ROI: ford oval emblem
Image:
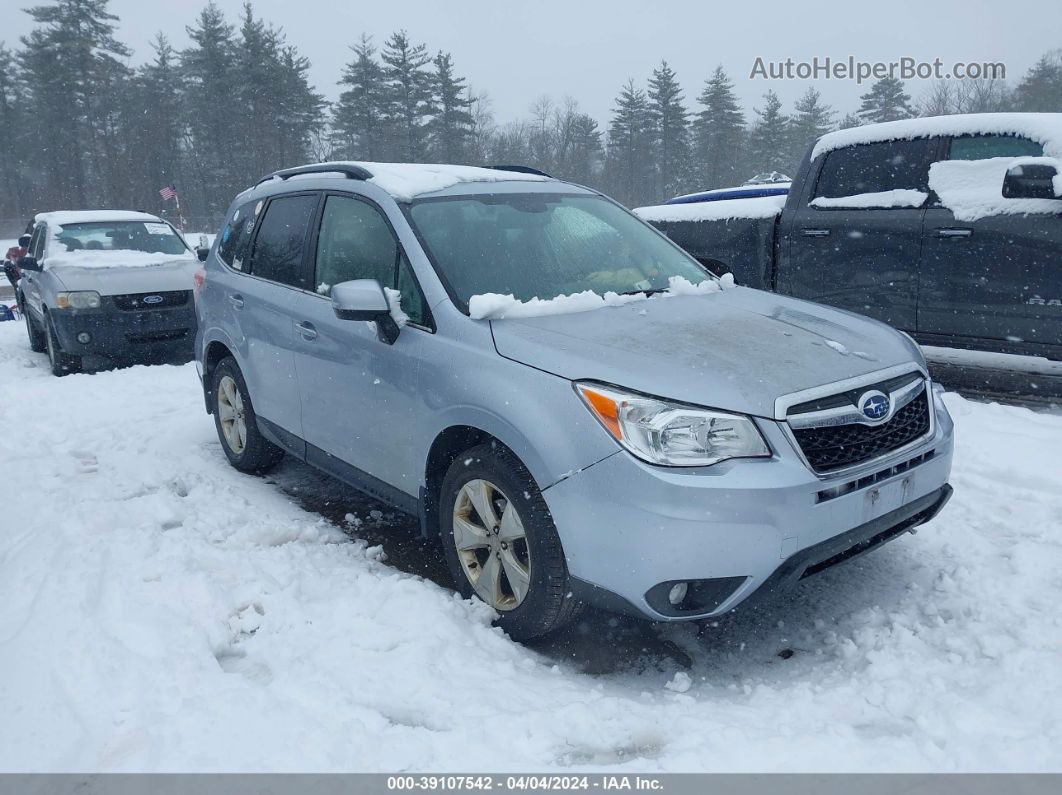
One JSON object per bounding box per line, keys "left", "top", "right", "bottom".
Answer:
{"left": 859, "top": 390, "right": 891, "bottom": 421}
{"left": 142, "top": 294, "right": 164, "bottom": 305}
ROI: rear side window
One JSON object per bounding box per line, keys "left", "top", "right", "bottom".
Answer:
{"left": 814, "top": 140, "right": 932, "bottom": 199}
{"left": 248, "top": 195, "right": 318, "bottom": 287}
{"left": 948, "top": 134, "right": 1043, "bottom": 160}
{"left": 217, "top": 201, "right": 260, "bottom": 269}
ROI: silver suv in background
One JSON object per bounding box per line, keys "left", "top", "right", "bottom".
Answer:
{"left": 194, "top": 162, "right": 954, "bottom": 641}
{"left": 18, "top": 211, "right": 200, "bottom": 375}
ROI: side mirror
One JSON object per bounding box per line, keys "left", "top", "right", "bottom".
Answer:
{"left": 1003, "top": 160, "right": 1061, "bottom": 200}
{"left": 17, "top": 234, "right": 31, "bottom": 248}
{"left": 17, "top": 255, "right": 41, "bottom": 272}
{"left": 195, "top": 246, "right": 209, "bottom": 262}
{"left": 330, "top": 279, "right": 400, "bottom": 344}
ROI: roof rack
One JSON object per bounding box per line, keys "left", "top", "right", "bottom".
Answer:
{"left": 256, "top": 163, "right": 373, "bottom": 187}
{"left": 484, "top": 164, "right": 553, "bottom": 178}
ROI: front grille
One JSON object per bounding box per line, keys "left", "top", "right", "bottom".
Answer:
{"left": 792, "top": 390, "right": 930, "bottom": 472}
{"left": 112, "top": 290, "right": 190, "bottom": 311}
{"left": 125, "top": 329, "right": 189, "bottom": 344}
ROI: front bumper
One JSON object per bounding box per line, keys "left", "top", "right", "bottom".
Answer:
{"left": 50, "top": 302, "right": 196, "bottom": 361}
{"left": 542, "top": 390, "right": 954, "bottom": 621}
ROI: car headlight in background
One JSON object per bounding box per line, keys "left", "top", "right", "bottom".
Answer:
{"left": 55, "top": 291, "right": 101, "bottom": 309}
{"left": 575, "top": 382, "right": 770, "bottom": 467}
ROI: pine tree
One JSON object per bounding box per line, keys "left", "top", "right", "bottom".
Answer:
{"left": 857, "top": 77, "right": 913, "bottom": 123}
{"left": 647, "top": 60, "right": 690, "bottom": 201}
{"left": 605, "top": 79, "right": 653, "bottom": 206}
{"left": 1013, "top": 52, "right": 1062, "bottom": 111}
{"left": 381, "top": 30, "right": 434, "bottom": 161}
{"left": 0, "top": 43, "right": 30, "bottom": 218}
{"left": 124, "top": 34, "right": 187, "bottom": 216}
{"left": 181, "top": 2, "right": 237, "bottom": 215}
{"left": 692, "top": 66, "right": 746, "bottom": 190}
{"left": 334, "top": 35, "right": 387, "bottom": 160}
{"left": 748, "top": 90, "right": 791, "bottom": 174}
{"left": 20, "top": 0, "right": 132, "bottom": 206}
{"left": 788, "top": 87, "right": 835, "bottom": 166}
{"left": 427, "top": 52, "right": 474, "bottom": 162}
{"left": 838, "top": 112, "right": 862, "bottom": 129}
{"left": 567, "top": 113, "right": 602, "bottom": 185}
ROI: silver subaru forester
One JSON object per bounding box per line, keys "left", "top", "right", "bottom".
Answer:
{"left": 194, "top": 162, "right": 953, "bottom": 640}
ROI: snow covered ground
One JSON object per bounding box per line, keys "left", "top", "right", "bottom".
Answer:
{"left": 0, "top": 318, "right": 1060, "bottom": 772}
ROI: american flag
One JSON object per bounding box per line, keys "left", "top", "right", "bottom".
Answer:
{"left": 158, "top": 184, "right": 178, "bottom": 201}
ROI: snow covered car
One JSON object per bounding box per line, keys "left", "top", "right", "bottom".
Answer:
{"left": 636, "top": 113, "right": 1062, "bottom": 395}
{"left": 17, "top": 211, "right": 200, "bottom": 375}
{"left": 194, "top": 162, "right": 954, "bottom": 640}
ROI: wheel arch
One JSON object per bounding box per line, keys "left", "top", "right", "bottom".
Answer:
{"left": 201, "top": 338, "right": 236, "bottom": 414}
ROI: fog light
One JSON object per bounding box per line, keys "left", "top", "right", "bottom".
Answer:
{"left": 668, "top": 582, "right": 688, "bottom": 606}
{"left": 77, "top": 332, "right": 91, "bottom": 344}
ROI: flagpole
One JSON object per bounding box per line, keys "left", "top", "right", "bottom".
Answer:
{"left": 173, "top": 192, "right": 186, "bottom": 232}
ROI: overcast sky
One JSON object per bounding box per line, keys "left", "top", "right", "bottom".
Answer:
{"left": 6, "top": 0, "right": 1061, "bottom": 123}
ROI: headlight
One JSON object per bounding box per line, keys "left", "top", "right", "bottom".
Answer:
{"left": 575, "top": 382, "right": 771, "bottom": 467}
{"left": 55, "top": 291, "right": 101, "bottom": 309}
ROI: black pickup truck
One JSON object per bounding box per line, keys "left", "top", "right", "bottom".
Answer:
{"left": 637, "top": 113, "right": 1062, "bottom": 396}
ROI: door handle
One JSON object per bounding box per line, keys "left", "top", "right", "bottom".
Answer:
{"left": 801, "top": 228, "right": 831, "bottom": 237}
{"left": 936, "top": 228, "right": 972, "bottom": 238}
{"left": 228, "top": 293, "right": 245, "bottom": 309}
{"left": 295, "top": 321, "right": 318, "bottom": 341}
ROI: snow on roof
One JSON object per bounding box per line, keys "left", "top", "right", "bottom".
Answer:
{"left": 35, "top": 210, "right": 163, "bottom": 226}
{"left": 278, "top": 161, "right": 550, "bottom": 201}
{"left": 634, "top": 194, "right": 787, "bottom": 223}
{"left": 812, "top": 113, "right": 1062, "bottom": 160}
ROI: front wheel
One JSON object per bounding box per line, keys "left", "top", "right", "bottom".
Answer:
{"left": 24, "top": 303, "right": 45, "bottom": 353}
{"left": 439, "top": 443, "right": 583, "bottom": 641}
{"left": 211, "top": 356, "right": 284, "bottom": 473}
{"left": 45, "top": 315, "right": 80, "bottom": 376}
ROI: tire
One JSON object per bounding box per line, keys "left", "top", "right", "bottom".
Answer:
{"left": 45, "top": 315, "right": 81, "bottom": 376}
{"left": 439, "top": 442, "right": 584, "bottom": 641}
{"left": 211, "top": 356, "right": 284, "bottom": 473}
{"left": 24, "top": 304, "right": 45, "bottom": 353}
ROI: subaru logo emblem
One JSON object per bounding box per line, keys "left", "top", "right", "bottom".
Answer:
{"left": 859, "top": 390, "right": 891, "bottom": 421}
{"left": 142, "top": 295, "right": 164, "bottom": 305}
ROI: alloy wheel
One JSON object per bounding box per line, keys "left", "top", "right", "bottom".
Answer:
{"left": 452, "top": 478, "right": 532, "bottom": 611}
{"left": 217, "top": 375, "right": 247, "bottom": 455}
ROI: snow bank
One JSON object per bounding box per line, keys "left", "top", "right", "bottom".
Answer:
{"left": 634, "top": 195, "right": 786, "bottom": 223}
{"left": 35, "top": 210, "right": 163, "bottom": 226}
{"left": 468, "top": 274, "right": 734, "bottom": 320}
{"left": 812, "top": 113, "right": 1062, "bottom": 160}
{"left": 279, "top": 161, "right": 549, "bottom": 201}
{"left": 2, "top": 318, "right": 1062, "bottom": 772}
{"left": 810, "top": 189, "right": 927, "bottom": 209}
{"left": 928, "top": 157, "right": 1062, "bottom": 221}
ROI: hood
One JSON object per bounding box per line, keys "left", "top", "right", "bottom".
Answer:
{"left": 48, "top": 258, "right": 199, "bottom": 296}
{"left": 489, "top": 287, "right": 922, "bottom": 418}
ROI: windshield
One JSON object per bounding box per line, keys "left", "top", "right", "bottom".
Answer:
{"left": 407, "top": 193, "right": 709, "bottom": 308}
{"left": 51, "top": 221, "right": 189, "bottom": 256}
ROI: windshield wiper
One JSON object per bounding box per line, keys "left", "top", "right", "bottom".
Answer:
{"left": 617, "top": 287, "right": 668, "bottom": 297}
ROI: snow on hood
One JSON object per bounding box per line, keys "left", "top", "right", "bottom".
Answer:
{"left": 46, "top": 250, "right": 196, "bottom": 270}
{"left": 281, "top": 161, "right": 549, "bottom": 201}
{"left": 489, "top": 286, "right": 919, "bottom": 418}
{"left": 468, "top": 275, "right": 733, "bottom": 320}
{"left": 812, "top": 113, "right": 1062, "bottom": 160}
{"left": 929, "top": 156, "right": 1062, "bottom": 221}
{"left": 49, "top": 258, "right": 199, "bottom": 295}
{"left": 810, "top": 189, "right": 927, "bottom": 209}
{"left": 634, "top": 194, "right": 786, "bottom": 223}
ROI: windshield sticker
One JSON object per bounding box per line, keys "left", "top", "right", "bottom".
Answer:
{"left": 143, "top": 222, "right": 171, "bottom": 235}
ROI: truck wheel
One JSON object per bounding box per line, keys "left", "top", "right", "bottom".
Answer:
{"left": 439, "top": 442, "right": 583, "bottom": 641}
{"left": 24, "top": 306, "right": 45, "bottom": 353}
{"left": 45, "top": 315, "right": 81, "bottom": 376}
{"left": 211, "top": 356, "right": 284, "bottom": 473}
